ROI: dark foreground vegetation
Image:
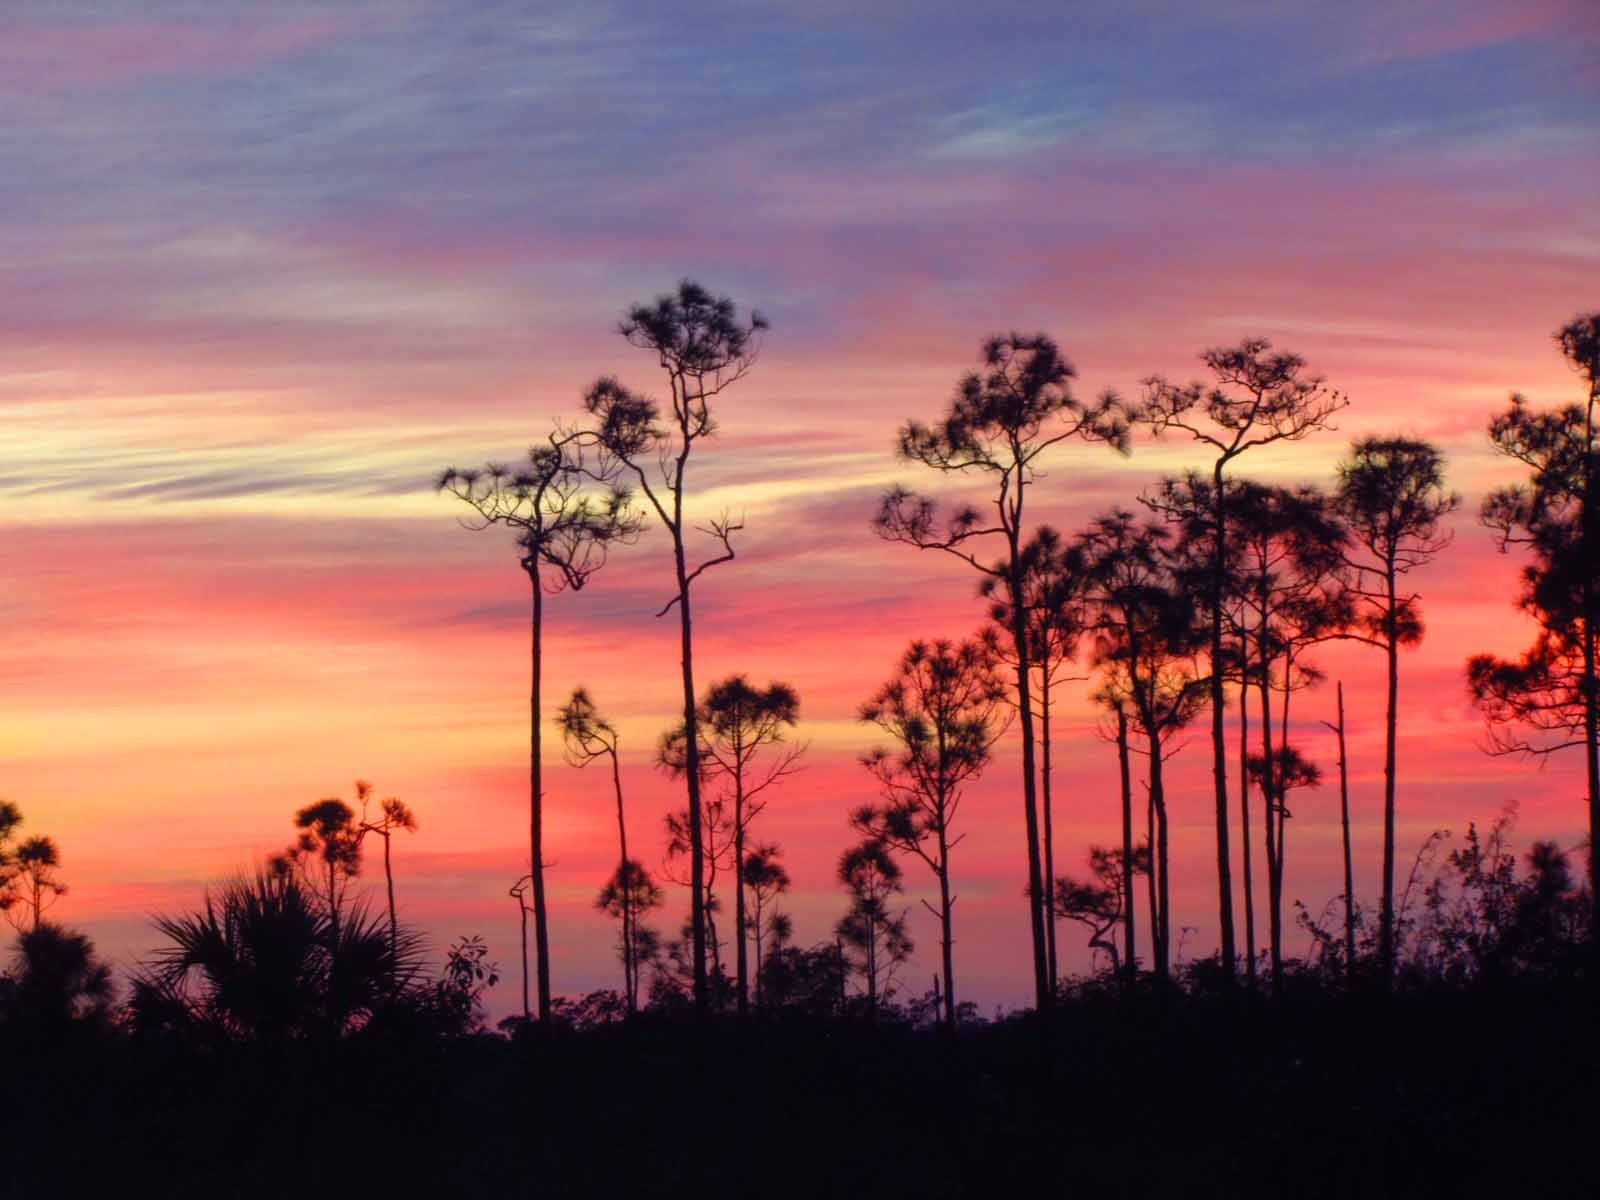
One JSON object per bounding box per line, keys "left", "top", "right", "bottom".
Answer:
{"left": 3, "top": 972, "right": 1595, "bottom": 1199}
{"left": 3, "top": 823, "right": 1596, "bottom": 1198}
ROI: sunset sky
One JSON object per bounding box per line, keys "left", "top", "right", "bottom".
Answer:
{"left": 3, "top": 0, "right": 1597, "bottom": 1016}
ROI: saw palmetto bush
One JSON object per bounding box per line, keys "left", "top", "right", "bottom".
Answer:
{"left": 133, "top": 869, "right": 427, "bottom": 1041}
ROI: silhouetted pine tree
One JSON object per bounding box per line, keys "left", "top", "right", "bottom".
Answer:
{"left": 278, "top": 794, "right": 363, "bottom": 948}
{"left": 1078, "top": 510, "right": 1207, "bottom": 979}
{"left": 439, "top": 439, "right": 637, "bottom": 1021}
{"left": 578, "top": 281, "right": 767, "bottom": 1015}
{"left": 1225, "top": 482, "right": 1349, "bottom": 990}
{"left": 1469, "top": 313, "right": 1600, "bottom": 941}
{"left": 1334, "top": 436, "right": 1458, "bottom": 984}
{"left": 355, "top": 781, "right": 417, "bottom": 969}
{"left": 1, "top": 835, "right": 65, "bottom": 932}
{"left": 596, "top": 861, "right": 664, "bottom": 1014}
{"left": 1090, "top": 691, "right": 1141, "bottom": 980}
{"left": 742, "top": 843, "right": 790, "bottom": 1007}
{"left": 0, "top": 800, "right": 22, "bottom": 921}
{"left": 1320, "top": 682, "right": 1359, "bottom": 984}
{"left": 875, "top": 333, "right": 1130, "bottom": 1012}
{"left": 662, "top": 790, "right": 737, "bottom": 997}
{"left": 1056, "top": 845, "right": 1146, "bottom": 976}
{"left": 557, "top": 687, "right": 656, "bottom": 1014}
{"left": 660, "top": 676, "right": 803, "bottom": 1018}
{"left": 984, "top": 526, "right": 1088, "bottom": 986}
{"left": 1141, "top": 340, "right": 1345, "bottom": 981}
{"left": 855, "top": 636, "right": 1008, "bottom": 1028}
{"left": 836, "top": 838, "right": 912, "bottom": 1018}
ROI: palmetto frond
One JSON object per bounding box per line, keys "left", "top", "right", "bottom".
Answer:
{"left": 143, "top": 870, "right": 427, "bottom": 1039}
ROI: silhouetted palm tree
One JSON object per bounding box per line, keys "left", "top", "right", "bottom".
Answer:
{"left": 140, "top": 869, "right": 424, "bottom": 1040}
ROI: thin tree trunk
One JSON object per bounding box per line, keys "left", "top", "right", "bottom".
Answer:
{"left": 517, "top": 887, "right": 530, "bottom": 1020}
{"left": 1041, "top": 669, "right": 1059, "bottom": 988}
{"left": 1239, "top": 667, "right": 1256, "bottom": 986}
{"left": 705, "top": 875, "right": 721, "bottom": 984}
{"left": 733, "top": 758, "right": 749, "bottom": 1020}
{"left": 938, "top": 822, "right": 956, "bottom": 1030}
{"left": 327, "top": 859, "right": 339, "bottom": 949}
{"left": 866, "top": 911, "right": 878, "bottom": 1018}
{"left": 622, "top": 905, "right": 633, "bottom": 1013}
{"left": 1147, "top": 725, "right": 1171, "bottom": 980}
{"left": 1008, "top": 559, "right": 1052, "bottom": 1013}
{"left": 1586, "top": 615, "right": 1600, "bottom": 945}
{"left": 611, "top": 749, "right": 634, "bottom": 1015}
{"left": 383, "top": 832, "right": 397, "bottom": 967}
{"left": 1585, "top": 387, "right": 1599, "bottom": 944}
{"left": 1335, "top": 682, "right": 1356, "bottom": 984}
{"left": 672, "top": 533, "right": 708, "bottom": 1014}
{"left": 529, "top": 572, "right": 552, "bottom": 1022}
{"left": 1145, "top": 777, "right": 1159, "bottom": 978}
{"left": 752, "top": 900, "right": 763, "bottom": 1007}
{"left": 1257, "top": 631, "right": 1281, "bottom": 993}
{"left": 1379, "top": 567, "right": 1400, "bottom": 988}
{"left": 1208, "top": 466, "right": 1237, "bottom": 981}
{"left": 1276, "top": 655, "right": 1294, "bottom": 945}
{"left": 1117, "top": 705, "right": 1136, "bottom": 980}
{"left": 836, "top": 936, "right": 847, "bottom": 1013}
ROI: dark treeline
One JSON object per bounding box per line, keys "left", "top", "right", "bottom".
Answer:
{"left": 3, "top": 291, "right": 1598, "bottom": 1196}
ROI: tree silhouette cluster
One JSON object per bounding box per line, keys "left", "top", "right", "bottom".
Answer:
{"left": 408, "top": 301, "right": 1595, "bottom": 1019}
{"left": 5, "top": 300, "right": 1598, "bottom": 1073}
{"left": 865, "top": 315, "right": 1592, "bottom": 1005}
